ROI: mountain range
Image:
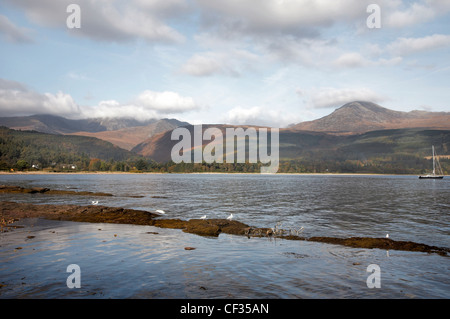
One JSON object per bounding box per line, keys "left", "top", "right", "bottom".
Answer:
{"left": 130, "top": 101, "right": 449, "bottom": 162}
{"left": 68, "top": 118, "right": 189, "bottom": 151}
{"left": 0, "top": 114, "right": 189, "bottom": 151}
{"left": 0, "top": 101, "right": 449, "bottom": 171}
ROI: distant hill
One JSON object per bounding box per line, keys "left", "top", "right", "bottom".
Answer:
{"left": 131, "top": 124, "right": 270, "bottom": 162}
{"left": 279, "top": 127, "right": 449, "bottom": 160}
{"left": 0, "top": 114, "right": 189, "bottom": 150}
{"left": 69, "top": 118, "right": 189, "bottom": 151}
{"left": 291, "top": 101, "right": 450, "bottom": 133}
{"left": 0, "top": 126, "right": 140, "bottom": 169}
{"left": 0, "top": 114, "right": 174, "bottom": 134}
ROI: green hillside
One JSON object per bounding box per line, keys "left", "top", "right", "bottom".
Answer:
{"left": 280, "top": 128, "right": 449, "bottom": 159}
{"left": 278, "top": 129, "right": 450, "bottom": 174}
{"left": 0, "top": 126, "right": 146, "bottom": 171}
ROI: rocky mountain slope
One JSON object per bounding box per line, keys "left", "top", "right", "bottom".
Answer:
{"left": 290, "top": 101, "right": 450, "bottom": 133}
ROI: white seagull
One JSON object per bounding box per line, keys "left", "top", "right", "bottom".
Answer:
{"left": 200, "top": 215, "right": 207, "bottom": 220}
{"left": 386, "top": 234, "right": 389, "bottom": 238}
{"left": 227, "top": 213, "right": 233, "bottom": 221}
{"left": 155, "top": 209, "right": 166, "bottom": 215}
{"left": 91, "top": 200, "right": 98, "bottom": 205}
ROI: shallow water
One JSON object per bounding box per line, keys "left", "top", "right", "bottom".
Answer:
{"left": 0, "top": 173, "right": 449, "bottom": 298}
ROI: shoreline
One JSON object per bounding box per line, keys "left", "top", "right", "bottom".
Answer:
{"left": 0, "top": 171, "right": 431, "bottom": 177}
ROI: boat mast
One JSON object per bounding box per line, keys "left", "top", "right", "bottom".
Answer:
{"left": 432, "top": 145, "right": 436, "bottom": 175}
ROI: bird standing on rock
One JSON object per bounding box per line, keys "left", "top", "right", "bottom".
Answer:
{"left": 200, "top": 215, "right": 207, "bottom": 220}
{"left": 227, "top": 213, "right": 233, "bottom": 221}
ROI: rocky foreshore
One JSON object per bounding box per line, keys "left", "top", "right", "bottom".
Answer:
{"left": 0, "top": 185, "right": 114, "bottom": 197}
{"left": 1, "top": 200, "right": 449, "bottom": 256}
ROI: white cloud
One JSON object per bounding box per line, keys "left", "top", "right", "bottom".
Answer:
{"left": 333, "top": 52, "right": 403, "bottom": 68}
{"left": 387, "top": 34, "right": 450, "bottom": 56}
{"left": 385, "top": 2, "right": 436, "bottom": 28}
{"left": 77, "top": 90, "right": 201, "bottom": 119}
{"left": 181, "top": 49, "right": 259, "bottom": 77}
{"left": 225, "top": 106, "right": 264, "bottom": 125}
{"left": 42, "top": 92, "right": 81, "bottom": 115}
{"left": 224, "top": 106, "right": 301, "bottom": 128}
{"left": 84, "top": 100, "right": 158, "bottom": 120}
{"left": 181, "top": 53, "right": 226, "bottom": 77}
{"left": 0, "top": 79, "right": 81, "bottom": 117}
{"left": 0, "top": 14, "right": 33, "bottom": 43}
{"left": 333, "top": 52, "right": 370, "bottom": 68}
{"left": 304, "top": 87, "right": 386, "bottom": 109}
{"left": 0, "top": 78, "right": 200, "bottom": 120}
{"left": 135, "top": 90, "right": 199, "bottom": 113}
{"left": 383, "top": 0, "right": 450, "bottom": 28}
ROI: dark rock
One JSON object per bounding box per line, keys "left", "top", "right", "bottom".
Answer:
{"left": 1, "top": 201, "right": 449, "bottom": 256}
{"left": 0, "top": 185, "right": 113, "bottom": 197}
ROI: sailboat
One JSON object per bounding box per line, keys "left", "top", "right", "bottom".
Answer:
{"left": 419, "top": 146, "right": 444, "bottom": 179}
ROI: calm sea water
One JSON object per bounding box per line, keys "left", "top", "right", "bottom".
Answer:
{"left": 0, "top": 173, "right": 449, "bottom": 298}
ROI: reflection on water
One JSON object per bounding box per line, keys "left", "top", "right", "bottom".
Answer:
{"left": 0, "top": 173, "right": 449, "bottom": 298}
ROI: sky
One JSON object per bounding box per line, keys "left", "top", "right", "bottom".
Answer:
{"left": 0, "top": 0, "right": 449, "bottom": 128}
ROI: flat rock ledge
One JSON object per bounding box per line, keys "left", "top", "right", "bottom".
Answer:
{"left": 0, "top": 185, "right": 114, "bottom": 197}
{"left": 1, "top": 201, "right": 448, "bottom": 256}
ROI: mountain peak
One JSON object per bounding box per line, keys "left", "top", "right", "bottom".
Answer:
{"left": 291, "top": 101, "right": 450, "bottom": 133}
{"left": 338, "top": 101, "right": 388, "bottom": 112}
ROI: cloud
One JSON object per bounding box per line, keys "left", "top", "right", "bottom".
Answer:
{"left": 134, "top": 90, "right": 199, "bottom": 113}
{"left": 181, "top": 53, "right": 226, "bottom": 77}
{"left": 383, "top": 0, "right": 450, "bottom": 28}
{"left": 0, "top": 79, "right": 81, "bottom": 117}
{"left": 184, "top": 1, "right": 387, "bottom": 72}
{"left": 4, "top": 0, "right": 187, "bottom": 43}
{"left": 385, "top": 2, "right": 436, "bottom": 28}
{"left": 387, "top": 34, "right": 450, "bottom": 56}
{"left": 304, "top": 87, "right": 386, "bottom": 109}
{"left": 188, "top": 1, "right": 450, "bottom": 72}
{"left": 83, "top": 91, "right": 200, "bottom": 120}
{"left": 0, "top": 14, "right": 33, "bottom": 43}
{"left": 66, "top": 72, "right": 93, "bottom": 81}
{"left": 224, "top": 106, "right": 301, "bottom": 128}
{"left": 0, "top": 78, "right": 200, "bottom": 120}
{"left": 196, "top": 0, "right": 368, "bottom": 38}
{"left": 180, "top": 49, "right": 259, "bottom": 77}
{"left": 332, "top": 52, "right": 403, "bottom": 68}
{"left": 333, "top": 52, "right": 370, "bottom": 68}
{"left": 332, "top": 34, "right": 450, "bottom": 70}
